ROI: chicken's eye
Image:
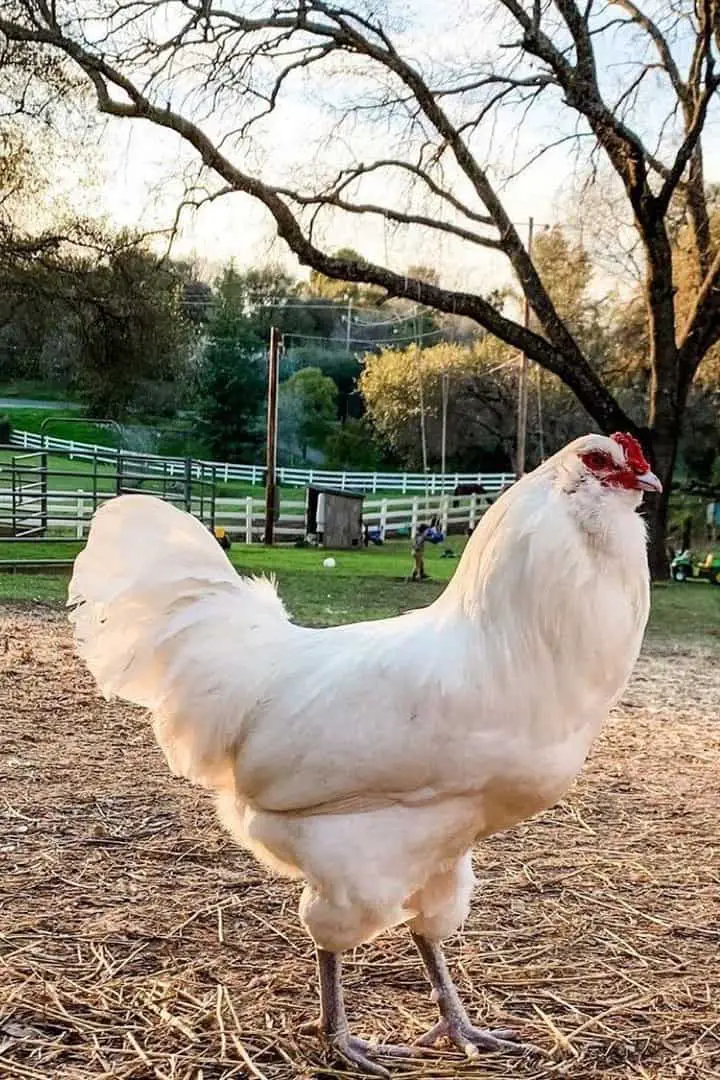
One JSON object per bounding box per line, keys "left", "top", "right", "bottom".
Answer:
{"left": 584, "top": 451, "right": 613, "bottom": 471}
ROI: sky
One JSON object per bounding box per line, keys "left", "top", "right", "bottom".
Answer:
{"left": 57, "top": 0, "right": 720, "bottom": 293}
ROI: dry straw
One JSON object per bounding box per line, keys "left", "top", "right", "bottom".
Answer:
{"left": 1, "top": 610, "right": 718, "bottom": 1078}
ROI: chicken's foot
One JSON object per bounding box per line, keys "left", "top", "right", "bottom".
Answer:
{"left": 309, "top": 948, "right": 422, "bottom": 1077}
{"left": 411, "top": 932, "right": 523, "bottom": 1057}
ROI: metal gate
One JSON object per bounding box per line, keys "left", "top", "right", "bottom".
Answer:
{"left": 115, "top": 453, "right": 217, "bottom": 529}
{"left": 0, "top": 446, "right": 217, "bottom": 542}
{"left": 0, "top": 451, "right": 48, "bottom": 538}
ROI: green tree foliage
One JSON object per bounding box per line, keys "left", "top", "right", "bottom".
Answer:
{"left": 180, "top": 275, "right": 214, "bottom": 325}
{"left": 278, "top": 366, "right": 338, "bottom": 461}
{"left": 1, "top": 223, "right": 197, "bottom": 416}
{"left": 73, "top": 241, "right": 195, "bottom": 417}
{"left": 194, "top": 279, "right": 266, "bottom": 462}
{"left": 0, "top": 125, "right": 197, "bottom": 415}
{"left": 308, "top": 248, "right": 385, "bottom": 306}
{"left": 323, "top": 418, "right": 384, "bottom": 470}
{"left": 288, "top": 345, "right": 364, "bottom": 419}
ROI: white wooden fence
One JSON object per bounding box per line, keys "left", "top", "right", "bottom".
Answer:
{"left": 0, "top": 490, "right": 488, "bottom": 543}
{"left": 8, "top": 429, "right": 514, "bottom": 495}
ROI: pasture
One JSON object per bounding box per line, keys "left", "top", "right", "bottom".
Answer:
{"left": 0, "top": 546, "right": 718, "bottom": 1079}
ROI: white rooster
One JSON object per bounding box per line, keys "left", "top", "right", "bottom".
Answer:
{"left": 68, "top": 432, "right": 660, "bottom": 1075}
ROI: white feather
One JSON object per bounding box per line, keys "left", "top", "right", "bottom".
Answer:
{"left": 68, "top": 435, "right": 651, "bottom": 951}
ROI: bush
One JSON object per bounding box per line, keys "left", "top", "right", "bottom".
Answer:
{"left": 323, "top": 418, "right": 383, "bottom": 470}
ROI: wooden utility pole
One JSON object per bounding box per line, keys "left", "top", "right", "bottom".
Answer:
{"left": 264, "top": 326, "right": 280, "bottom": 546}
{"left": 345, "top": 296, "right": 353, "bottom": 353}
{"left": 440, "top": 371, "right": 449, "bottom": 490}
{"left": 414, "top": 318, "right": 430, "bottom": 510}
{"left": 535, "top": 363, "right": 545, "bottom": 462}
{"left": 516, "top": 216, "right": 534, "bottom": 477}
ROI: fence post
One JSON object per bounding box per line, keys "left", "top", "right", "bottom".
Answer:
{"left": 76, "top": 492, "right": 85, "bottom": 540}
{"left": 183, "top": 458, "right": 193, "bottom": 512}
{"left": 380, "top": 498, "right": 388, "bottom": 540}
{"left": 410, "top": 496, "right": 419, "bottom": 539}
{"left": 11, "top": 460, "right": 17, "bottom": 536}
{"left": 402, "top": 473, "right": 408, "bottom": 494}
{"left": 469, "top": 494, "right": 477, "bottom": 530}
{"left": 441, "top": 495, "right": 449, "bottom": 535}
{"left": 372, "top": 473, "right": 377, "bottom": 494}
{"left": 40, "top": 451, "right": 48, "bottom": 535}
{"left": 224, "top": 463, "right": 229, "bottom": 483}
{"left": 245, "top": 497, "right": 253, "bottom": 544}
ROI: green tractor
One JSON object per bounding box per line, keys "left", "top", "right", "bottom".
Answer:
{"left": 670, "top": 549, "right": 720, "bottom": 585}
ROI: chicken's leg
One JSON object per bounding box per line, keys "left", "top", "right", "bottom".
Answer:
{"left": 411, "top": 932, "right": 522, "bottom": 1057}
{"left": 312, "top": 949, "right": 420, "bottom": 1077}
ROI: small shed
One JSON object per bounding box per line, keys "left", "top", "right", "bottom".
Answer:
{"left": 305, "top": 486, "right": 364, "bottom": 549}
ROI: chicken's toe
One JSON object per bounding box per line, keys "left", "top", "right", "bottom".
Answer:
{"left": 328, "top": 1034, "right": 424, "bottom": 1077}
{"left": 332, "top": 1036, "right": 390, "bottom": 1078}
{"left": 416, "top": 1016, "right": 524, "bottom": 1055}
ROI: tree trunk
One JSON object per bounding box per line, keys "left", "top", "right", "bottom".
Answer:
{"left": 645, "top": 425, "right": 679, "bottom": 580}
{"left": 644, "top": 311, "right": 684, "bottom": 581}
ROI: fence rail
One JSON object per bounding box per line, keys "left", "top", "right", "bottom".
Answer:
{"left": 0, "top": 490, "right": 487, "bottom": 543}
{"left": 8, "top": 429, "right": 514, "bottom": 495}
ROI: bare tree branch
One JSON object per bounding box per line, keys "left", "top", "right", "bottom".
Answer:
{"left": 0, "top": 1, "right": 629, "bottom": 431}
{"left": 611, "top": 0, "right": 686, "bottom": 101}
{"left": 3, "top": 0, "right": 720, "bottom": 574}
{"left": 273, "top": 185, "right": 503, "bottom": 251}
{"left": 302, "top": 159, "right": 495, "bottom": 228}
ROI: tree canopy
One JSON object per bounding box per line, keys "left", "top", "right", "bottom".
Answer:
{"left": 2, "top": 0, "right": 720, "bottom": 570}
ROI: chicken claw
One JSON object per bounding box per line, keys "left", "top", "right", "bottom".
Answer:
{"left": 411, "top": 932, "right": 524, "bottom": 1057}
{"left": 326, "top": 1033, "right": 420, "bottom": 1078}
{"left": 416, "top": 1016, "right": 522, "bottom": 1056}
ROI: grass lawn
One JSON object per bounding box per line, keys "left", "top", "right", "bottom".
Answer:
{"left": 645, "top": 580, "right": 720, "bottom": 640}
{"left": 1, "top": 408, "right": 121, "bottom": 447}
{"left": 0, "top": 540, "right": 461, "bottom": 620}
{"left": 0, "top": 538, "right": 717, "bottom": 640}
{"left": 0, "top": 379, "right": 80, "bottom": 402}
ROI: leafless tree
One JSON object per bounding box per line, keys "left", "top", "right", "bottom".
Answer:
{"left": 1, "top": 0, "right": 719, "bottom": 574}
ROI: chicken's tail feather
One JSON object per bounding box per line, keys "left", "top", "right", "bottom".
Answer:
{"left": 68, "top": 494, "right": 291, "bottom": 788}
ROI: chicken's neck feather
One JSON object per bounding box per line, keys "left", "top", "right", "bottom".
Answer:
{"left": 428, "top": 464, "right": 650, "bottom": 711}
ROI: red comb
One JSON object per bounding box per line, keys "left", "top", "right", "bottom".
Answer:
{"left": 610, "top": 432, "right": 650, "bottom": 473}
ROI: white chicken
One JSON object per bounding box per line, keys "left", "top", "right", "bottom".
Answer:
{"left": 68, "top": 432, "right": 661, "bottom": 1075}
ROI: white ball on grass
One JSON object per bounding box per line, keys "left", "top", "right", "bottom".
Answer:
{"left": 323, "top": 557, "right": 336, "bottom": 568}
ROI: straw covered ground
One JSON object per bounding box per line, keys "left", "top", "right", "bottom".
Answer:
{"left": 1, "top": 606, "right": 718, "bottom": 1080}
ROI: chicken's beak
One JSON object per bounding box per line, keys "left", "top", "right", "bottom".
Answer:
{"left": 636, "top": 470, "right": 663, "bottom": 493}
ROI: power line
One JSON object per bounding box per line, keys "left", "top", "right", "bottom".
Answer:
{"left": 179, "top": 297, "right": 426, "bottom": 327}
{"left": 179, "top": 298, "right": 413, "bottom": 313}
{"left": 281, "top": 326, "right": 446, "bottom": 346}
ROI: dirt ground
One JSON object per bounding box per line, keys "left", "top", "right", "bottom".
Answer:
{"left": 1, "top": 607, "right": 719, "bottom": 1080}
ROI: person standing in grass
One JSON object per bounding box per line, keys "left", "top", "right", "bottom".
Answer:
{"left": 411, "top": 522, "right": 429, "bottom": 581}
